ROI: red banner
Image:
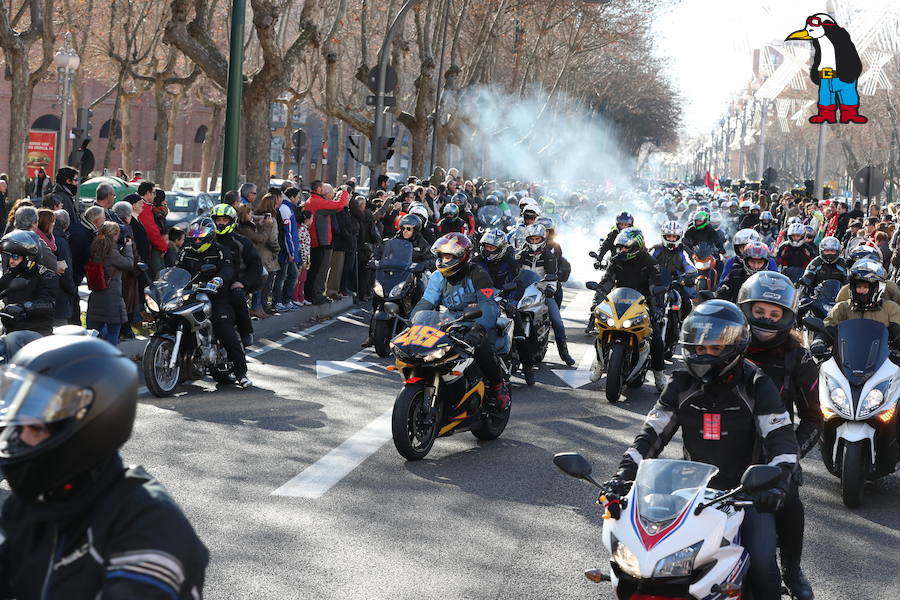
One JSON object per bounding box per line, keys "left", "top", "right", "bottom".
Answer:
{"left": 26, "top": 130, "right": 56, "bottom": 179}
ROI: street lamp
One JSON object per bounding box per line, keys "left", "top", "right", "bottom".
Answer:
{"left": 54, "top": 32, "right": 80, "bottom": 174}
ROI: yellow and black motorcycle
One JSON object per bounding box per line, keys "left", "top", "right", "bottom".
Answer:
{"left": 388, "top": 307, "right": 512, "bottom": 460}
{"left": 584, "top": 285, "right": 652, "bottom": 402}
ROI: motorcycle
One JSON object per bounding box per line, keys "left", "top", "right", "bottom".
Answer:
{"left": 584, "top": 284, "right": 652, "bottom": 402}
{"left": 370, "top": 238, "right": 427, "bottom": 358}
{"left": 803, "top": 316, "right": 899, "bottom": 508}
{"left": 512, "top": 270, "right": 554, "bottom": 368}
{"left": 388, "top": 307, "right": 512, "bottom": 460}
{"left": 690, "top": 242, "right": 718, "bottom": 297}
{"left": 553, "top": 452, "right": 784, "bottom": 600}
{"left": 142, "top": 265, "right": 233, "bottom": 397}
{"left": 475, "top": 205, "right": 508, "bottom": 244}
{"left": 658, "top": 269, "right": 690, "bottom": 360}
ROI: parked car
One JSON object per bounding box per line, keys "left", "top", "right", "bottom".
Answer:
{"left": 166, "top": 191, "right": 216, "bottom": 231}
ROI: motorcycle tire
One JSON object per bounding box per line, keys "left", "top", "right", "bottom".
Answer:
{"left": 143, "top": 336, "right": 181, "bottom": 397}
{"left": 472, "top": 390, "right": 511, "bottom": 441}
{"left": 392, "top": 386, "right": 438, "bottom": 461}
{"left": 841, "top": 440, "right": 868, "bottom": 508}
{"left": 373, "top": 319, "right": 393, "bottom": 358}
{"left": 605, "top": 343, "right": 626, "bottom": 403}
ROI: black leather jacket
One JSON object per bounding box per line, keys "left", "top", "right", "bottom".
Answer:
{"left": 0, "top": 266, "right": 59, "bottom": 336}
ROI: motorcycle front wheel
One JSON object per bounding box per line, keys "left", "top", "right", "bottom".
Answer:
{"left": 143, "top": 336, "right": 181, "bottom": 397}
{"left": 605, "top": 343, "right": 626, "bottom": 402}
{"left": 841, "top": 440, "right": 868, "bottom": 508}
{"left": 392, "top": 386, "right": 438, "bottom": 460}
{"left": 373, "top": 319, "right": 393, "bottom": 358}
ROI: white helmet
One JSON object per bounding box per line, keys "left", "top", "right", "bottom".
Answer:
{"left": 739, "top": 200, "right": 752, "bottom": 210}
{"left": 733, "top": 228, "right": 761, "bottom": 254}
{"left": 521, "top": 202, "right": 542, "bottom": 219}
{"left": 523, "top": 223, "right": 547, "bottom": 252}
{"left": 710, "top": 211, "right": 723, "bottom": 229}
{"left": 408, "top": 204, "right": 429, "bottom": 225}
{"left": 660, "top": 220, "right": 684, "bottom": 250}
{"left": 787, "top": 222, "right": 806, "bottom": 247}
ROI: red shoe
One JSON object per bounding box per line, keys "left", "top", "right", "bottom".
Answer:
{"left": 809, "top": 104, "right": 837, "bottom": 124}
{"left": 839, "top": 104, "right": 868, "bottom": 124}
{"left": 492, "top": 382, "right": 510, "bottom": 411}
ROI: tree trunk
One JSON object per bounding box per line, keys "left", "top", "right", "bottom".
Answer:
{"left": 153, "top": 83, "right": 171, "bottom": 185}
{"left": 120, "top": 96, "right": 134, "bottom": 174}
{"left": 282, "top": 100, "right": 294, "bottom": 178}
{"left": 240, "top": 87, "right": 273, "bottom": 193}
{"left": 164, "top": 98, "right": 178, "bottom": 189}
{"left": 210, "top": 120, "right": 224, "bottom": 192}
{"left": 103, "top": 89, "right": 123, "bottom": 172}
{"left": 200, "top": 104, "right": 223, "bottom": 192}
{"left": 4, "top": 47, "right": 34, "bottom": 200}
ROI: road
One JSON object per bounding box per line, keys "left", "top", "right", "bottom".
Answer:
{"left": 6, "top": 288, "right": 900, "bottom": 599}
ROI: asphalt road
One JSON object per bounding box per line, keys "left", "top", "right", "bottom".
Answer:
{"left": 6, "top": 288, "right": 900, "bottom": 599}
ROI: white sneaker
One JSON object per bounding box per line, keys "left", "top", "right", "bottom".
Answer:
{"left": 653, "top": 370, "right": 667, "bottom": 392}
{"left": 291, "top": 301, "right": 304, "bottom": 307}
{"left": 273, "top": 303, "right": 287, "bottom": 311}
{"left": 302, "top": 300, "right": 312, "bottom": 306}
{"left": 236, "top": 376, "right": 253, "bottom": 389}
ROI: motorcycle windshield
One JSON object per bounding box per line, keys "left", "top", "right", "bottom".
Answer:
{"left": 816, "top": 279, "right": 842, "bottom": 302}
{"left": 635, "top": 459, "right": 718, "bottom": 530}
{"left": 835, "top": 319, "right": 888, "bottom": 386}
{"left": 606, "top": 287, "right": 645, "bottom": 319}
{"left": 154, "top": 267, "right": 192, "bottom": 305}
{"left": 381, "top": 239, "right": 414, "bottom": 269}
{"left": 693, "top": 242, "right": 715, "bottom": 260}
{"left": 477, "top": 206, "right": 502, "bottom": 228}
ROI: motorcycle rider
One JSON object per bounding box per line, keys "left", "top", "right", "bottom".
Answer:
{"left": 0, "top": 230, "right": 59, "bottom": 336}
{"left": 408, "top": 204, "right": 438, "bottom": 244}
{"left": 812, "top": 259, "right": 900, "bottom": 358}
{"left": 835, "top": 245, "right": 900, "bottom": 304}
{"left": 739, "top": 203, "right": 762, "bottom": 230}
{"left": 591, "top": 227, "right": 666, "bottom": 390}
{"left": 682, "top": 210, "right": 725, "bottom": 256}
{"left": 507, "top": 203, "right": 541, "bottom": 252}
{"left": 595, "top": 211, "right": 634, "bottom": 263}
{"left": 209, "top": 204, "right": 263, "bottom": 348}
{"left": 718, "top": 228, "right": 770, "bottom": 283}
{"left": 754, "top": 210, "right": 779, "bottom": 247}
{"left": 412, "top": 233, "right": 510, "bottom": 408}
{"left": 603, "top": 300, "right": 799, "bottom": 600}
{"left": 517, "top": 223, "right": 575, "bottom": 366}
{"left": 0, "top": 335, "right": 208, "bottom": 597}
{"left": 738, "top": 272, "right": 821, "bottom": 600}
{"left": 395, "top": 214, "right": 432, "bottom": 264}
{"left": 178, "top": 217, "right": 252, "bottom": 388}
{"left": 717, "top": 241, "right": 774, "bottom": 302}
{"left": 776, "top": 222, "right": 818, "bottom": 276}
{"left": 539, "top": 216, "right": 568, "bottom": 308}
{"left": 649, "top": 220, "right": 697, "bottom": 318}
{"left": 438, "top": 203, "right": 468, "bottom": 235}
{"left": 798, "top": 236, "right": 848, "bottom": 295}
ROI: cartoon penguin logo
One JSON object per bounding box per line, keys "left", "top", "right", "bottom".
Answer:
{"left": 786, "top": 13, "right": 866, "bottom": 124}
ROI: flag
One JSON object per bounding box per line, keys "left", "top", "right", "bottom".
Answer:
{"left": 714, "top": 176, "right": 721, "bottom": 193}
{"left": 704, "top": 171, "right": 713, "bottom": 191}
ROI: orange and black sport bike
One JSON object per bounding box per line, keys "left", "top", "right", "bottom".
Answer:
{"left": 387, "top": 307, "right": 512, "bottom": 460}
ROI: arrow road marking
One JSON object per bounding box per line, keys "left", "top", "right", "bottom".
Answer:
{"left": 551, "top": 339, "right": 597, "bottom": 389}
{"left": 272, "top": 407, "right": 393, "bottom": 498}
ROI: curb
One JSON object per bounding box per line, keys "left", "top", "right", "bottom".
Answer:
{"left": 119, "top": 297, "right": 357, "bottom": 359}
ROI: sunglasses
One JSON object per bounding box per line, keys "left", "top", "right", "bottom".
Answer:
{"left": 4, "top": 253, "right": 21, "bottom": 260}
{"left": 401, "top": 226, "right": 415, "bottom": 232}
{"left": 806, "top": 16, "right": 835, "bottom": 27}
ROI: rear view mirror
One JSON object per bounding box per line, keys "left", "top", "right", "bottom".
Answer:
{"left": 585, "top": 281, "right": 599, "bottom": 291}
{"left": 384, "top": 302, "right": 400, "bottom": 315}
{"left": 740, "top": 464, "right": 783, "bottom": 492}
{"left": 588, "top": 251, "right": 599, "bottom": 259}
{"left": 463, "top": 307, "right": 483, "bottom": 321}
{"left": 553, "top": 452, "right": 602, "bottom": 488}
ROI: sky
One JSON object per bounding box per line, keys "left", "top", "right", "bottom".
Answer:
{"left": 652, "top": 0, "right": 898, "bottom": 136}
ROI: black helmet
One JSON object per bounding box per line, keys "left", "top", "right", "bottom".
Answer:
{"left": 398, "top": 214, "right": 421, "bottom": 237}
{"left": 1, "top": 230, "right": 42, "bottom": 274}
{"left": 737, "top": 271, "right": 798, "bottom": 348}
{"left": 848, "top": 259, "right": 886, "bottom": 311}
{"left": 0, "top": 336, "right": 138, "bottom": 503}
{"left": 680, "top": 300, "right": 750, "bottom": 384}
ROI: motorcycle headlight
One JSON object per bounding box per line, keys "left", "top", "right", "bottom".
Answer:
{"left": 374, "top": 280, "right": 384, "bottom": 297}
{"left": 390, "top": 281, "right": 408, "bottom": 298}
{"left": 519, "top": 294, "right": 544, "bottom": 310}
{"left": 859, "top": 382, "right": 889, "bottom": 418}
{"left": 144, "top": 294, "right": 160, "bottom": 313}
{"left": 611, "top": 537, "right": 641, "bottom": 578}
{"left": 423, "top": 346, "right": 451, "bottom": 362}
{"left": 824, "top": 375, "right": 852, "bottom": 418}
{"left": 622, "top": 314, "right": 647, "bottom": 328}
{"left": 652, "top": 542, "right": 703, "bottom": 578}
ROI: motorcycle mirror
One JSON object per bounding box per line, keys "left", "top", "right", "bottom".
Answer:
{"left": 585, "top": 281, "right": 599, "bottom": 291}
{"left": 462, "top": 307, "right": 483, "bottom": 321}
{"left": 553, "top": 452, "right": 602, "bottom": 488}
{"left": 739, "top": 464, "right": 783, "bottom": 492}
{"left": 384, "top": 302, "right": 400, "bottom": 316}
{"left": 588, "top": 251, "right": 599, "bottom": 259}
{"left": 801, "top": 316, "right": 825, "bottom": 334}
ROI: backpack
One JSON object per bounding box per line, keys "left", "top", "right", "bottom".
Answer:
{"left": 558, "top": 255, "right": 572, "bottom": 283}
{"left": 84, "top": 260, "right": 108, "bottom": 291}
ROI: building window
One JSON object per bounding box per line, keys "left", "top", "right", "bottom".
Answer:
{"left": 31, "top": 114, "right": 61, "bottom": 131}
{"left": 194, "top": 125, "right": 208, "bottom": 143}
{"left": 99, "top": 119, "right": 122, "bottom": 139}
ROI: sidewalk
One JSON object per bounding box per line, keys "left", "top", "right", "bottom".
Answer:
{"left": 117, "top": 297, "right": 356, "bottom": 359}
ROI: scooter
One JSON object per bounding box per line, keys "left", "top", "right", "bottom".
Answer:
{"left": 804, "top": 316, "right": 900, "bottom": 508}
{"left": 553, "top": 452, "right": 784, "bottom": 599}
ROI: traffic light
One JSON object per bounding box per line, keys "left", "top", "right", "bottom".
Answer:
{"left": 376, "top": 136, "right": 396, "bottom": 163}
{"left": 75, "top": 108, "right": 93, "bottom": 142}
{"left": 291, "top": 129, "right": 307, "bottom": 165}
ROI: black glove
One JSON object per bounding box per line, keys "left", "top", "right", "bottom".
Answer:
{"left": 601, "top": 477, "right": 631, "bottom": 498}
{"left": 810, "top": 339, "right": 829, "bottom": 358}
{"left": 3, "top": 304, "right": 26, "bottom": 321}
{"left": 753, "top": 488, "right": 786, "bottom": 513}
{"left": 463, "top": 323, "right": 485, "bottom": 347}
{"left": 543, "top": 286, "right": 555, "bottom": 298}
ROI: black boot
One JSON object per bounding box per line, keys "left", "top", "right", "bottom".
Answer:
{"left": 782, "top": 565, "right": 814, "bottom": 600}
{"left": 557, "top": 339, "right": 576, "bottom": 366}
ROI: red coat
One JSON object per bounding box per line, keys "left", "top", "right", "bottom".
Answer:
{"left": 306, "top": 190, "right": 350, "bottom": 248}
{"left": 138, "top": 206, "right": 168, "bottom": 253}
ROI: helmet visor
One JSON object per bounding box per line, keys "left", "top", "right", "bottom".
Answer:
{"left": 0, "top": 365, "right": 94, "bottom": 428}
{"left": 681, "top": 316, "right": 748, "bottom": 348}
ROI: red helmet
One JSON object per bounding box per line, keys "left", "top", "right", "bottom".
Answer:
{"left": 431, "top": 232, "right": 472, "bottom": 277}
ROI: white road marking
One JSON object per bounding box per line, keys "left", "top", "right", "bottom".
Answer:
{"left": 316, "top": 360, "right": 380, "bottom": 379}
{"left": 271, "top": 407, "right": 393, "bottom": 498}
{"left": 551, "top": 338, "right": 597, "bottom": 389}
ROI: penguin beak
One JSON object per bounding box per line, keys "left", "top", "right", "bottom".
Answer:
{"left": 785, "top": 29, "right": 813, "bottom": 41}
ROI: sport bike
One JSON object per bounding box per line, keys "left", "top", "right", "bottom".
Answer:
{"left": 388, "top": 308, "right": 512, "bottom": 460}
{"left": 554, "top": 452, "right": 783, "bottom": 600}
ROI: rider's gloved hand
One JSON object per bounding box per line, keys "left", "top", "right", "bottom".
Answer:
{"left": 543, "top": 285, "right": 555, "bottom": 298}
{"left": 463, "top": 323, "right": 485, "bottom": 347}
{"left": 810, "top": 339, "right": 829, "bottom": 358}
{"left": 752, "top": 488, "right": 786, "bottom": 513}
{"left": 3, "top": 304, "right": 25, "bottom": 321}
{"left": 600, "top": 477, "right": 631, "bottom": 498}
